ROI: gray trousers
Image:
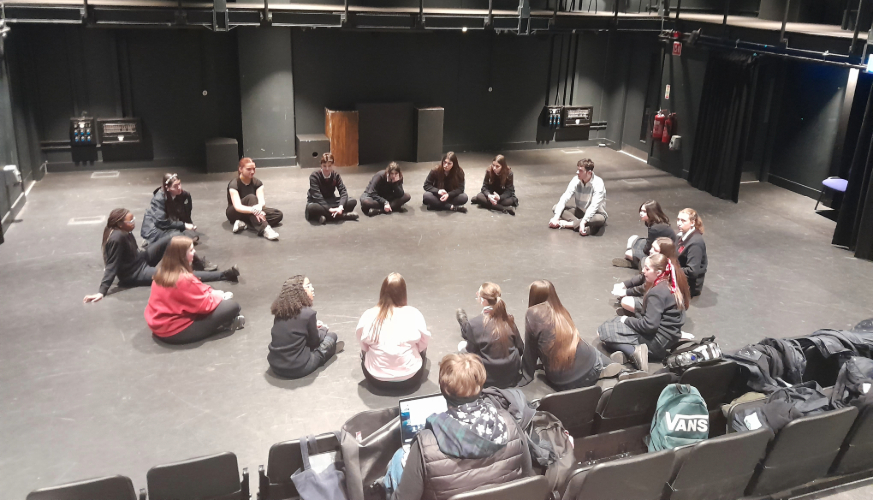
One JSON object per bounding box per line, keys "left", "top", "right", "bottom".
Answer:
{"left": 156, "top": 299, "right": 241, "bottom": 345}
{"left": 555, "top": 201, "right": 606, "bottom": 231}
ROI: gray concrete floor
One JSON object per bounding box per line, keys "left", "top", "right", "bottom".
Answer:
{"left": 1, "top": 148, "right": 871, "bottom": 499}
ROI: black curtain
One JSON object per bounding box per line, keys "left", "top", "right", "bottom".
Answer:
{"left": 833, "top": 74, "right": 873, "bottom": 261}
{"left": 688, "top": 53, "right": 757, "bottom": 202}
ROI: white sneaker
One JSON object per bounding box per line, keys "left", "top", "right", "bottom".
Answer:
{"left": 263, "top": 225, "right": 279, "bottom": 241}
{"left": 233, "top": 220, "right": 247, "bottom": 233}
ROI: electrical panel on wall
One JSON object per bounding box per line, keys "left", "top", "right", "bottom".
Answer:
{"left": 70, "top": 117, "right": 96, "bottom": 146}
{"left": 98, "top": 118, "right": 142, "bottom": 145}
{"left": 562, "top": 106, "right": 593, "bottom": 128}
{"left": 543, "top": 106, "right": 563, "bottom": 127}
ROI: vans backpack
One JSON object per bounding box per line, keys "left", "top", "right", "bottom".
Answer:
{"left": 663, "top": 336, "right": 723, "bottom": 373}
{"left": 647, "top": 384, "right": 709, "bottom": 452}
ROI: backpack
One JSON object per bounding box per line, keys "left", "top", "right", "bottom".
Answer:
{"left": 525, "top": 411, "right": 576, "bottom": 496}
{"left": 831, "top": 356, "right": 873, "bottom": 408}
{"left": 662, "top": 336, "right": 723, "bottom": 373}
{"left": 647, "top": 384, "right": 709, "bottom": 452}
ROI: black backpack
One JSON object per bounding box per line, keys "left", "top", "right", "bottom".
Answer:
{"left": 663, "top": 336, "right": 724, "bottom": 373}
{"left": 831, "top": 356, "right": 873, "bottom": 408}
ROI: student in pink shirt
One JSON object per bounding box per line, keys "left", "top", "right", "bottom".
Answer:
{"left": 145, "top": 236, "right": 245, "bottom": 345}
{"left": 357, "top": 273, "right": 431, "bottom": 390}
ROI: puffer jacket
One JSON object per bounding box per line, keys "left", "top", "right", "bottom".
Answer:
{"left": 141, "top": 188, "right": 189, "bottom": 243}
{"left": 417, "top": 408, "right": 531, "bottom": 500}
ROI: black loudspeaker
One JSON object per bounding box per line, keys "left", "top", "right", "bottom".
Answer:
{"left": 415, "top": 107, "right": 444, "bottom": 163}
{"left": 296, "top": 134, "right": 330, "bottom": 169}
{"left": 205, "top": 138, "right": 239, "bottom": 173}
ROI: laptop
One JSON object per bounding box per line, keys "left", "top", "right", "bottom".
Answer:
{"left": 399, "top": 393, "right": 448, "bottom": 454}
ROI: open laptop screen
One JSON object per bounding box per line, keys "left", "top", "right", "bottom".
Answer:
{"left": 399, "top": 393, "right": 448, "bottom": 445}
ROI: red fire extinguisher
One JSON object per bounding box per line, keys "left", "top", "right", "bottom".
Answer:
{"left": 662, "top": 113, "right": 674, "bottom": 143}
{"left": 653, "top": 111, "right": 665, "bottom": 140}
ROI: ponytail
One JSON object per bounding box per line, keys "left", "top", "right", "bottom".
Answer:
{"left": 479, "top": 283, "right": 516, "bottom": 355}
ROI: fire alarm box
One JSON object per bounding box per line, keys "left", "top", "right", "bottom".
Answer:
{"left": 562, "top": 106, "right": 593, "bottom": 128}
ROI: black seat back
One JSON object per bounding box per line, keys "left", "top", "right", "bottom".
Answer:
{"left": 831, "top": 404, "right": 873, "bottom": 475}
{"left": 594, "top": 373, "right": 671, "bottom": 433}
{"left": 679, "top": 361, "right": 738, "bottom": 409}
{"left": 669, "top": 428, "right": 771, "bottom": 500}
{"left": 147, "top": 451, "right": 248, "bottom": 500}
{"left": 447, "top": 476, "right": 550, "bottom": 500}
{"left": 27, "top": 475, "right": 138, "bottom": 500}
{"left": 564, "top": 449, "right": 675, "bottom": 500}
{"left": 260, "top": 433, "right": 340, "bottom": 500}
{"left": 746, "top": 406, "right": 858, "bottom": 496}
{"left": 538, "top": 385, "right": 602, "bottom": 438}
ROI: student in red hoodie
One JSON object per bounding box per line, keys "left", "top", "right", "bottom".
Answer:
{"left": 145, "top": 236, "right": 245, "bottom": 345}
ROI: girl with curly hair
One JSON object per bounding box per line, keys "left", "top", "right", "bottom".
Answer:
{"left": 267, "top": 275, "right": 343, "bottom": 379}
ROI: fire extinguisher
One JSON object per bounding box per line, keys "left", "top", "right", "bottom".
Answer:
{"left": 653, "top": 111, "right": 665, "bottom": 139}
{"left": 662, "top": 113, "right": 674, "bottom": 144}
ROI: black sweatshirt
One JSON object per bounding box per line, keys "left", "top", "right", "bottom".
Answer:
{"left": 481, "top": 171, "right": 516, "bottom": 201}
{"left": 678, "top": 230, "right": 708, "bottom": 296}
{"left": 462, "top": 313, "right": 524, "bottom": 389}
{"left": 362, "top": 171, "right": 405, "bottom": 205}
{"left": 520, "top": 303, "right": 599, "bottom": 389}
{"left": 307, "top": 170, "right": 349, "bottom": 206}
{"left": 99, "top": 230, "right": 147, "bottom": 295}
{"left": 267, "top": 307, "right": 327, "bottom": 377}
{"left": 643, "top": 223, "right": 676, "bottom": 255}
{"left": 423, "top": 168, "right": 465, "bottom": 198}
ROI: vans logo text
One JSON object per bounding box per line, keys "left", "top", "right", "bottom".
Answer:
{"left": 665, "top": 412, "right": 709, "bottom": 432}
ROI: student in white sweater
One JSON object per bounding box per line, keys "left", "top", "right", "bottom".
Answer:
{"left": 548, "top": 158, "right": 608, "bottom": 236}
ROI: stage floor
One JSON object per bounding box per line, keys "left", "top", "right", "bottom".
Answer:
{"left": 1, "top": 148, "right": 871, "bottom": 498}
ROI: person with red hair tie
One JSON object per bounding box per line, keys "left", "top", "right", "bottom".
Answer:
{"left": 597, "top": 253, "right": 690, "bottom": 371}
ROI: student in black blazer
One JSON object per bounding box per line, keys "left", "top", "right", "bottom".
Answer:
{"left": 305, "top": 153, "right": 359, "bottom": 224}
{"left": 267, "top": 275, "right": 342, "bottom": 379}
{"left": 455, "top": 282, "right": 524, "bottom": 388}
{"left": 598, "top": 253, "right": 690, "bottom": 371}
{"left": 614, "top": 200, "right": 676, "bottom": 269}
{"left": 471, "top": 155, "right": 518, "bottom": 216}
{"left": 612, "top": 236, "right": 679, "bottom": 315}
{"left": 676, "top": 208, "right": 708, "bottom": 297}
{"left": 360, "top": 162, "right": 412, "bottom": 216}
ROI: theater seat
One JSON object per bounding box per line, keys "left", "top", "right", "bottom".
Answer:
{"left": 537, "top": 385, "right": 602, "bottom": 438}
{"left": 594, "top": 373, "right": 671, "bottom": 433}
{"left": 146, "top": 451, "right": 249, "bottom": 500}
{"left": 668, "top": 428, "right": 771, "bottom": 500}
{"left": 259, "top": 433, "right": 341, "bottom": 500}
{"left": 678, "top": 361, "right": 737, "bottom": 409}
{"left": 831, "top": 405, "right": 873, "bottom": 476}
{"left": 448, "top": 476, "right": 550, "bottom": 500}
{"left": 745, "top": 406, "right": 858, "bottom": 496}
{"left": 562, "top": 449, "right": 674, "bottom": 500}
{"left": 27, "top": 475, "right": 141, "bottom": 500}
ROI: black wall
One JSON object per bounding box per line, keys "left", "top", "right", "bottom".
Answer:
{"left": 291, "top": 29, "right": 618, "bottom": 154}
{"left": 17, "top": 26, "right": 242, "bottom": 170}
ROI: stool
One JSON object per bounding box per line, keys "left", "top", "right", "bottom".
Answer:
{"left": 815, "top": 176, "right": 848, "bottom": 211}
{"left": 205, "top": 138, "right": 239, "bottom": 173}
{"left": 296, "top": 134, "right": 330, "bottom": 169}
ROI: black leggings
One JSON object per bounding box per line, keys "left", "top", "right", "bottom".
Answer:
{"left": 362, "top": 351, "right": 427, "bottom": 391}
{"left": 472, "top": 192, "right": 517, "bottom": 210}
{"left": 305, "top": 200, "right": 358, "bottom": 220}
{"left": 422, "top": 192, "right": 468, "bottom": 211}
{"left": 155, "top": 300, "right": 242, "bottom": 345}
{"left": 226, "top": 194, "right": 284, "bottom": 234}
{"left": 272, "top": 331, "right": 339, "bottom": 379}
{"left": 360, "top": 193, "right": 411, "bottom": 213}
{"left": 119, "top": 234, "right": 225, "bottom": 287}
